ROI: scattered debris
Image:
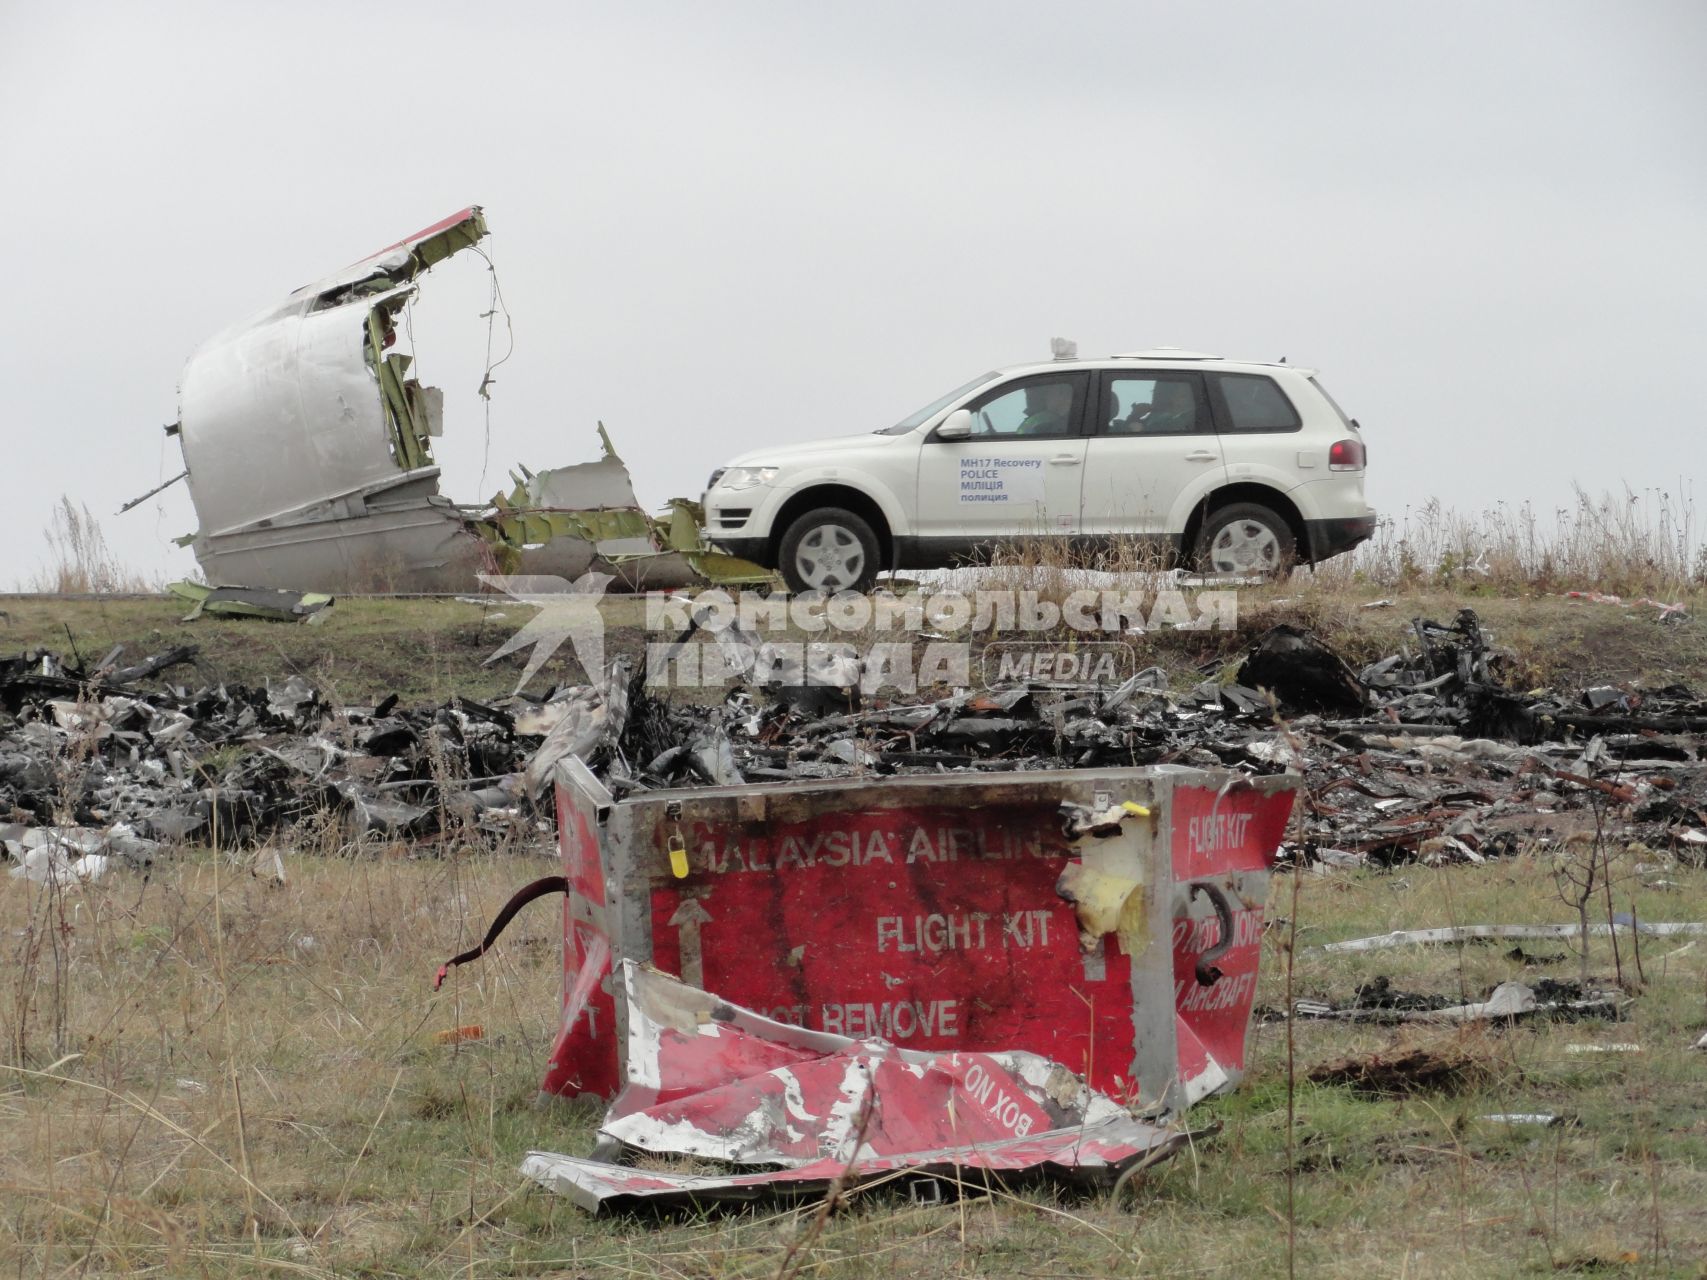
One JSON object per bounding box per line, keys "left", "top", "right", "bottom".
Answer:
{"left": 0, "top": 645, "right": 554, "bottom": 852}
{"left": 1563, "top": 590, "right": 1688, "bottom": 621}
{"left": 613, "top": 607, "right": 1707, "bottom": 877}
{"left": 1316, "top": 923, "right": 1707, "bottom": 954}
{"left": 1505, "top": 944, "right": 1571, "bottom": 966}
{"left": 7, "top": 592, "right": 1702, "bottom": 877}
{"left": 1563, "top": 1042, "right": 1642, "bottom": 1054}
{"left": 1556, "top": 1249, "right": 1645, "bottom": 1270}
{"left": 1290, "top": 978, "right": 1630, "bottom": 1025}
{"left": 3, "top": 823, "right": 157, "bottom": 883}
{"left": 1479, "top": 1113, "right": 1563, "bottom": 1126}
{"left": 1307, "top": 1043, "right": 1491, "bottom": 1094}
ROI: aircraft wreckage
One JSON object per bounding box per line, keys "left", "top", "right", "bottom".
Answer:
{"left": 160, "top": 206, "right": 768, "bottom": 593}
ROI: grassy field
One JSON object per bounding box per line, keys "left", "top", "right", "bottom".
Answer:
{"left": 2, "top": 584, "right": 1706, "bottom": 1276}
{"left": 3, "top": 847, "right": 1704, "bottom": 1277}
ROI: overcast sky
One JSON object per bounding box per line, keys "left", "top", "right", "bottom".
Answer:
{"left": 1, "top": 0, "right": 1702, "bottom": 586}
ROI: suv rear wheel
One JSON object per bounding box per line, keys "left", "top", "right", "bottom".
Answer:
{"left": 1195, "top": 502, "right": 1295, "bottom": 578}
{"left": 779, "top": 508, "right": 881, "bottom": 593}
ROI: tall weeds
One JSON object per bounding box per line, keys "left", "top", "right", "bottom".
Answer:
{"left": 1318, "top": 486, "right": 1704, "bottom": 596}
{"left": 941, "top": 486, "right": 1702, "bottom": 604}
{"left": 28, "top": 497, "right": 156, "bottom": 594}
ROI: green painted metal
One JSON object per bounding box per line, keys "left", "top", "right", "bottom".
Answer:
{"left": 365, "top": 310, "right": 433, "bottom": 471}
{"left": 408, "top": 207, "right": 488, "bottom": 274}
{"left": 168, "top": 580, "right": 335, "bottom": 622}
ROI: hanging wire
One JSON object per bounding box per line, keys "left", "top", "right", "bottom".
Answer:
{"left": 471, "top": 243, "right": 515, "bottom": 494}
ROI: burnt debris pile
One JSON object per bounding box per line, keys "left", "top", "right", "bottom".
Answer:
{"left": 614, "top": 607, "right": 1707, "bottom": 870}
{"left": 1, "top": 647, "right": 545, "bottom": 876}
{"left": 4, "top": 607, "right": 1705, "bottom": 875}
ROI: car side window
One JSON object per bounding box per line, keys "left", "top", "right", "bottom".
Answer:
{"left": 964, "top": 375, "right": 1083, "bottom": 440}
{"left": 1099, "top": 374, "right": 1208, "bottom": 436}
{"left": 1210, "top": 373, "right": 1302, "bottom": 432}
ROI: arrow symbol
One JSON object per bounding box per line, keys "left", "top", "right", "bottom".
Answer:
{"left": 668, "top": 898, "right": 713, "bottom": 988}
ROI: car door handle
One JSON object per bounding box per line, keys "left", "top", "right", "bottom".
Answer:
{"left": 1049, "top": 454, "right": 1082, "bottom": 466}
{"left": 1184, "top": 450, "right": 1219, "bottom": 462}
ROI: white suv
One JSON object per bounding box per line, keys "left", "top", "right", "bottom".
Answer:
{"left": 704, "top": 348, "right": 1375, "bottom": 592}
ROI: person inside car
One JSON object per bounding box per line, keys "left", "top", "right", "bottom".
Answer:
{"left": 1016, "top": 382, "right": 1073, "bottom": 435}
{"left": 1109, "top": 393, "right": 1152, "bottom": 433}
{"left": 1144, "top": 381, "right": 1198, "bottom": 433}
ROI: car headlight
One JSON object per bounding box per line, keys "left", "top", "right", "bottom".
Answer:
{"left": 718, "top": 466, "right": 779, "bottom": 491}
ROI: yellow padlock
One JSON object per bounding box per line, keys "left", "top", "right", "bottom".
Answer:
{"left": 667, "top": 831, "right": 690, "bottom": 879}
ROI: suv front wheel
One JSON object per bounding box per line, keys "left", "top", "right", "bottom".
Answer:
{"left": 778, "top": 508, "right": 881, "bottom": 593}
{"left": 1194, "top": 502, "right": 1295, "bottom": 578}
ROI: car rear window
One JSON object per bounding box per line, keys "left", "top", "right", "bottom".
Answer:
{"left": 1212, "top": 373, "right": 1301, "bottom": 433}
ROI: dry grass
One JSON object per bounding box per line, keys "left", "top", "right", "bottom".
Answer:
{"left": 1, "top": 845, "right": 570, "bottom": 1276}
{"left": 1320, "top": 487, "right": 1705, "bottom": 598}
{"left": 929, "top": 486, "right": 1703, "bottom": 601}
{"left": 944, "top": 529, "right": 1177, "bottom": 606}
{"left": 24, "top": 497, "right": 161, "bottom": 594}
{"left": 2, "top": 839, "right": 1704, "bottom": 1277}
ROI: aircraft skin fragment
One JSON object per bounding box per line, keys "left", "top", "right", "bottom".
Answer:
{"left": 171, "top": 207, "right": 771, "bottom": 593}
{"left": 523, "top": 961, "right": 1191, "bottom": 1214}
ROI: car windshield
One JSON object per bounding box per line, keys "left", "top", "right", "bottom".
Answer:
{"left": 878, "top": 371, "right": 1001, "bottom": 434}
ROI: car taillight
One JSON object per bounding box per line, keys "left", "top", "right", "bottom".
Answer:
{"left": 1328, "top": 439, "right": 1366, "bottom": 471}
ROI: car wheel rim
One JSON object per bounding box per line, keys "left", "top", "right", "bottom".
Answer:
{"left": 1210, "top": 520, "right": 1281, "bottom": 573}
{"left": 796, "top": 524, "right": 865, "bottom": 591}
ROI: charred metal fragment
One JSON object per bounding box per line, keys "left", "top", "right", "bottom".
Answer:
{"left": 1238, "top": 623, "right": 1368, "bottom": 713}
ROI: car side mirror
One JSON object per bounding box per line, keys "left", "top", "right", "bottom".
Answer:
{"left": 935, "top": 408, "right": 973, "bottom": 441}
